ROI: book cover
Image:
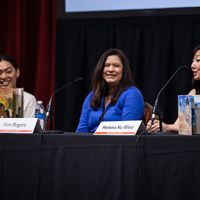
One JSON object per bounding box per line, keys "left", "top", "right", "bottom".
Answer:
{"left": 0, "top": 88, "right": 24, "bottom": 118}
{"left": 178, "top": 95, "right": 194, "bottom": 135}
{"left": 192, "top": 95, "right": 200, "bottom": 134}
{"left": 0, "top": 88, "right": 14, "bottom": 118}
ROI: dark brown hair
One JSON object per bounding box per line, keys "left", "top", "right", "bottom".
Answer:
{"left": 0, "top": 54, "right": 19, "bottom": 69}
{"left": 90, "top": 48, "right": 134, "bottom": 109}
{"left": 191, "top": 45, "right": 200, "bottom": 94}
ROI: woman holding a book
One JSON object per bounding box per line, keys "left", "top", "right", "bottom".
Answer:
{"left": 147, "top": 45, "right": 200, "bottom": 132}
{"left": 0, "top": 54, "right": 36, "bottom": 117}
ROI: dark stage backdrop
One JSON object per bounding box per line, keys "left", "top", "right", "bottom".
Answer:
{"left": 0, "top": 0, "right": 56, "bottom": 107}
{"left": 56, "top": 14, "right": 200, "bottom": 132}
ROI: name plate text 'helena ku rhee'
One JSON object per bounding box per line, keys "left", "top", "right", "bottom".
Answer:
{"left": 94, "top": 120, "right": 142, "bottom": 135}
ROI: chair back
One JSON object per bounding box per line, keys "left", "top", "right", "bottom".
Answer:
{"left": 143, "top": 102, "right": 153, "bottom": 125}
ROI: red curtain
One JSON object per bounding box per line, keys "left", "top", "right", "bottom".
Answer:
{"left": 0, "top": 0, "right": 56, "bottom": 106}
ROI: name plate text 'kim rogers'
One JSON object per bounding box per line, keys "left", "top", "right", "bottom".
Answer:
{"left": 94, "top": 120, "right": 142, "bottom": 135}
{"left": 0, "top": 118, "right": 38, "bottom": 133}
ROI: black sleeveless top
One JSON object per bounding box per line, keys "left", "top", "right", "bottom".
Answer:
{"left": 192, "top": 80, "right": 200, "bottom": 95}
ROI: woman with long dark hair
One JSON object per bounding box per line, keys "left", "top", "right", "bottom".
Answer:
{"left": 147, "top": 45, "right": 200, "bottom": 132}
{"left": 76, "top": 48, "right": 144, "bottom": 133}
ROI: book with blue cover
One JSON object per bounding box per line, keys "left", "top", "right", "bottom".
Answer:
{"left": 178, "top": 95, "right": 200, "bottom": 135}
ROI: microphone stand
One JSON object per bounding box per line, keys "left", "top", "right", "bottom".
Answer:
{"left": 42, "top": 77, "right": 83, "bottom": 132}
{"left": 153, "top": 104, "right": 163, "bottom": 131}
{"left": 151, "top": 66, "right": 189, "bottom": 127}
{"left": 158, "top": 108, "right": 163, "bottom": 132}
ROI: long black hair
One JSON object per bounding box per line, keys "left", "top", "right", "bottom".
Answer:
{"left": 191, "top": 45, "right": 200, "bottom": 94}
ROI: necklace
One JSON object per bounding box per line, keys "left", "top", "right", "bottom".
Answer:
{"left": 104, "top": 96, "right": 112, "bottom": 108}
{"left": 105, "top": 96, "right": 112, "bottom": 101}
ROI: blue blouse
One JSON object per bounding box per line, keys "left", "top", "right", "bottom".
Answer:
{"left": 76, "top": 86, "right": 144, "bottom": 133}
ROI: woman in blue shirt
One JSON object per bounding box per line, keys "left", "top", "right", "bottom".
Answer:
{"left": 76, "top": 48, "right": 144, "bottom": 133}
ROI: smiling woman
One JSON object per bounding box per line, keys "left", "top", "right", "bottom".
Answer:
{"left": 0, "top": 60, "right": 19, "bottom": 88}
{"left": 76, "top": 48, "right": 145, "bottom": 133}
{"left": 147, "top": 45, "right": 200, "bottom": 133}
{"left": 103, "top": 55, "right": 123, "bottom": 87}
{"left": 192, "top": 47, "right": 200, "bottom": 82}
{"left": 0, "top": 54, "right": 37, "bottom": 118}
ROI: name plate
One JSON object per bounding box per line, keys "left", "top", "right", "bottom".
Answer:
{"left": 94, "top": 120, "right": 142, "bottom": 135}
{"left": 0, "top": 118, "right": 38, "bottom": 133}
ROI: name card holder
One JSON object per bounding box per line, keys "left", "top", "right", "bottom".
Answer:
{"left": 0, "top": 118, "right": 39, "bottom": 134}
{"left": 94, "top": 120, "right": 143, "bottom": 135}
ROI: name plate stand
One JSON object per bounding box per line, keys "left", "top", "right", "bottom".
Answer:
{"left": 94, "top": 120, "right": 142, "bottom": 135}
{"left": 0, "top": 118, "right": 38, "bottom": 133}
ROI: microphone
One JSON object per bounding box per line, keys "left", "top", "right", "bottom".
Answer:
{"left": 43, "top": 77, "right": 83, "bottom": 131}
{"left": 151, "top": 66, "right": 190, "bottom": 126}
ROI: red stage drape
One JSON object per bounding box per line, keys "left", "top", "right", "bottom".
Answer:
{"left": 0, "top": 0, "right": 56, "bottom": 107}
